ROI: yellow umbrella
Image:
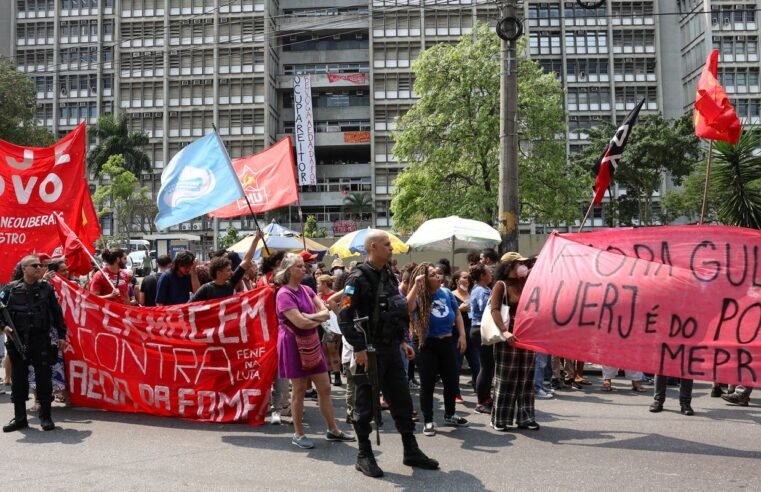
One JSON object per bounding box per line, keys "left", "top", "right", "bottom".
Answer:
{"left": 329, "top": 228, "right": 409, "bottom": 259}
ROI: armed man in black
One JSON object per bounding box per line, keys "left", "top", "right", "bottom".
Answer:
{"left": 1, "top": 254, "right": 68, "bottom": 432}
{"left": 339, "top": 230, "right": 438, "bottom": 477}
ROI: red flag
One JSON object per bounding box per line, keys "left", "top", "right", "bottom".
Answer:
{"left": 54, "top": 215, "right": 93, "bottom": 276}
{"left": 694, "top": 50, "right": 742, "bottom": 144}
{"left": 209, "top": 137, "right": 298, "bottom": 218}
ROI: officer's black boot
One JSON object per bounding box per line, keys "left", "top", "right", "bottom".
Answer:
{"left": 402, "top": 433, "right": 439, "bottom": 470}
{"left": 39, "top": 402, "right": 55, "bottom": 431}
{"left": 355, "top": 439, "right": 383, "bottom": 478}
{"left": 3, "top": 400, "right": 29, "bottom": 433}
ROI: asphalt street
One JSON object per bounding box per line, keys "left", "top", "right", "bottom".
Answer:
{"left": 1, "top": 375, "right": 759, "bottom": 492}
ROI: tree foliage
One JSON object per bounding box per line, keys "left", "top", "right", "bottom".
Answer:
{"left": 0, "top": 56, "right": 55, "bottom": 146}
{"left": 390, "top": 23, "right": 588, "bottom": 233}
{"left": 303, "top": 215, "right": 327, "bottom": 238}
{"left": 88, "top": 114, "right": 151, "bottom": 176}
{"left": 219, "top": 226, "right": 240, "bottom": 248}
{"left": 661, "top": 128, "right": 761, "bottom": 228}
{"left": 93, "top": 154, "right": 158, "bottom": 236}
{"left": 342, "top": 192, "right": 373, "bottom": 219}
{"left": 573, "top": 113, "right": 701, "bottom": 226}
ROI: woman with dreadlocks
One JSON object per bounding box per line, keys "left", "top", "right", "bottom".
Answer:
{"left": 489, "top": 252, "right": 539, "bottom": 432}
{"left": 406, "top": 262, "right": 468, "bottom": 437}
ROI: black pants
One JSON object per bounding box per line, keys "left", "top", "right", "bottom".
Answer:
{"left": 6, "top": 340, "right": 54, "bottom": 419}
{"left": 353, "top": 343, "right": 415, "bottom": 441}
{"left": 472, "top": 330, "right": 495, "bottom": 404}
{"left": 418, "top": 336, "right": 458, "bottom": 423}
{"left": 654, "top": 375, "right": 693, "bottom": 405}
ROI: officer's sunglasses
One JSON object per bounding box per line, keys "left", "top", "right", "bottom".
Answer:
{"left": 24, "top": 263, "right": 43, "bottom": 268}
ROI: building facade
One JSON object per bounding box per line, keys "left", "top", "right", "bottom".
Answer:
{"left": 7, "top": 0, "right": 761, "bottom": 238}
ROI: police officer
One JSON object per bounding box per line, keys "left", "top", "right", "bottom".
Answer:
{"left": 339, "top": 230, "right": 438, "bottom": 478}
{"left": 1, "top": 254, "right": 68, "bottom": 432}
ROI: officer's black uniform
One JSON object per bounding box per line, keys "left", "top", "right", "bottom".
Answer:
{"left": 1, "top": 279, "right": 67, "bottom": 432}
{"left": 339, "top": 261, "right": 438, "bottom": 477}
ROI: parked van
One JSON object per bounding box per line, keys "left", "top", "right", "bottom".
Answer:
{"left": 128, "top": 240, "right": 153, "bottom": 276}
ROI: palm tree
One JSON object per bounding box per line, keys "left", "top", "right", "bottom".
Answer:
{"left": 87, "top": 114, "right": 150, "bottom": 176}
{"left": 342, "top": 192, "right": 373, "bottom": 220}
{"left": 711, "top": 128, "right": 761, "bottom": 229}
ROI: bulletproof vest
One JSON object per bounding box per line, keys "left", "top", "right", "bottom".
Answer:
{"left": 357, "top": 264, "right": 409, "bottom": 343}
{"left": 1, "top": 280, "right": 53, "bottom": 337}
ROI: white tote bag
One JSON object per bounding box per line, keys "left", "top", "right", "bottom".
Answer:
{"left": 480, "top": 281, "right": 509, "bottom": 346}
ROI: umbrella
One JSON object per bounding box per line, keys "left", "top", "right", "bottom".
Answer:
{"left": 329, "top": 227, "right": 409, "bottom": 258}
{"left": 405, "top": 216, "right": 501, "bottom": 265}
{"left": 228, "top": 220, "right": 327, "bottom": 257}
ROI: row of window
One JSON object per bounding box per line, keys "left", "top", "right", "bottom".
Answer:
{"left": 720, "top": 69, "right": 761, "bottom": 89}
{"left": 372, "top": 45, "right": 421, "bottom": 68}
{"left": 282, "top": 33, "right": 369, "bottom": 52}
{"left": 298, "top": 177, "right": 372, "bottom": 194}
{"left": 283, "top": 90, "right": 369, "bottom": 109}
{"left": 283, "top": 120, "right": 370, "bottom": 133}
{"left": 283, "top": 63, "right": 369, "bottom": 75}
{"left": 712, "top": 36, "right": 760, "bottom": 60}
{"left": 16, "top": 0, "right": 113, "bottom": 17}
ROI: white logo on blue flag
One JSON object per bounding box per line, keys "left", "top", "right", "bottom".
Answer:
{"left": 155, "top": 133, "right": 244, "bottom": 230}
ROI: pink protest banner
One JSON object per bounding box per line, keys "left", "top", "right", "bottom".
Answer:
{"left": 52, "top": 277, "right": 278, "bottom": 425}
{"left": 513, "top": 225, "right": 761, "bottom": 386}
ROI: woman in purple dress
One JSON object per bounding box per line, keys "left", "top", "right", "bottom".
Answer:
{"left": 274, "top": 253, "right": 355, "bottom": 449}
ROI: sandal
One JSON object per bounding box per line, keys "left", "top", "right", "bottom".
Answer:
{"left": 575, "top": 377, "right": 593, "bottom": 385}
{"left": 601, "top": 381, "right": 613, "bottom": 392}
{"left": 631, "top": 383, "right": 647, "bottom": 393}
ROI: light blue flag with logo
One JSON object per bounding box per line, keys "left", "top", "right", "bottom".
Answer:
{"left": 155, "top": 132, "right": 244, "bottom": 230}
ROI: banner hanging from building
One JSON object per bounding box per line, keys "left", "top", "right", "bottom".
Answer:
{"left": 513, "top": 225, "right": 761, "bottom": 387}
{"left": 293, "top": 74, "right": 316, "bottom": 186}
{"left": 0, "top": 122, "right": 100, "bottom": 281}
{"left": 327, "top": 73, "right": 367, "bottom": 85}
{"left": 52, "top": 278, "right": 279, "bottom": 425}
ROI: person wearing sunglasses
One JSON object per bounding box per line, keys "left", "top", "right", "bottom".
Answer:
{"left": 1, "top": 255, "right": 68, "bottom": 433}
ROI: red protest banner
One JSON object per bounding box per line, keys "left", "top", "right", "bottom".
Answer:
{"left": 209, "top": 137, "right": 298, "bottom": 218}
{"left": 327, "top": 73, "right": 367, "bottom": 85}
{"left": 0, "top": 123, "right": 100, "bottom": 280}
{"left": 52, "top": 277, "right": 279, "bottom": 425}
{"left": 513, "top": 225, "right": 761, "bottom": 386}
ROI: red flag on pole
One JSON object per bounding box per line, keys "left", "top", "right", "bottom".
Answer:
{"left": 209, "top": 137, "right": 298, "bottom": 218}
{"left": 54, "top": 215, "right": 93, "bottom": 276}
{"left": 694, "top": 50, "right": 742, "bottom": 144}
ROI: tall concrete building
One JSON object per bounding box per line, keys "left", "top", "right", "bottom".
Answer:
{"left": 7, "top": 0, "right": 761, "bottom": 239}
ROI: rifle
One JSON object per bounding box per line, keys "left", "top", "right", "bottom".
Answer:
{"left": 353, "top": 316, "right": 382, "bottom": 446}
{"left": 0, "top": 299, "right": 28, "bottom": 361}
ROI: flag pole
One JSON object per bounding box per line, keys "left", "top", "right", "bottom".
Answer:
{"left": 295, "top": 193, "right": 308, "bottom": 251}
{"left": 699, "top": 140, "right": 714, "bottom": 225}
{"left": 578, "top": 201, "right": 595, "bottom": 233}
{"left": 212, "top": 125, "right": 270, "bottom": 255}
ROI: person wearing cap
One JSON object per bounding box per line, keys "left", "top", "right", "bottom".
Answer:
{"left": 299, "top": 251, "right": 319, "bottom": 291}
{"left": 330, "top": 258, "right": 346, "bottom": 279}
{"left": 489, "top": 251, "right": 540, "bottom": 432}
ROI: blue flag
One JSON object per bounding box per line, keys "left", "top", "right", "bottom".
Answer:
{"left": 155, "top": 133, "right": 244, "bottom": 230}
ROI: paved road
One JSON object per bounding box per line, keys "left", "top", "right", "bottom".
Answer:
{"left": 1, "top": 375, "right": 759, "bottom": 491}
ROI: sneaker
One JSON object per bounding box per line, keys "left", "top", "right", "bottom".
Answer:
{"left": 535, "top": 388, "right": 554, "bottom": 399}
{"left": 271, "top": 411, "right": 281, "bottom": 425}
{"left": 454, "top": 395, "right": 464, "bottom": 404}
{"left": 490, "top": 421, "right": 509, "bottom": 432}
{"left": 291, "top": 434, "right": 315, "bottom": 449}
{"left": 304, "top": 388, "right": 318, "bottom": 400}
{"left": 474, "top": 404, "right": 492, "bottom": 414}
{"left": 517, "top": 421, "right": 540, "bottom": 430}
{"left": 326, "top": 429, "right": 356, "bottom": 442}
{"left": 565, "top": 379, "right": 583, "bottom": 390}
{"left": 443, "top": 415, "right": 468, "bottom": 426}
{"left": 550, "top": 378, "right": 562, "bottom": 390}
{"left": 722, "top": 392, "right": 750, "bottom": 406}
{"left": 423, "top": 422, "right": 436, "bottom": 436}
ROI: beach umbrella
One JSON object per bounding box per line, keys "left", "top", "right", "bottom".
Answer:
{"left": 405, "top": 215, "right": 501, "bottom": 264}
{"left": 329, "top": 227, "right": 409, "bottom": 258}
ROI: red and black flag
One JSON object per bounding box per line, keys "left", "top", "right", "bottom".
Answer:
{"left": 592, "top": 99, "right": 645, "bottom": 205}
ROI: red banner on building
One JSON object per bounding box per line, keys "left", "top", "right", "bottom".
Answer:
{"left": 0, "top": 123, "right": 100, "bottom": 280}
{"left": 333, "top": 220, "right": 358, "bottom": 234}
{"left": 327, "top": 73, "right": 367, "bottom": 85}
{"left": 52, "top": 278, "right": 279, "bottom": 425}
{"left": 513, "top": 225, "right": 761, "bottom": 386}
{"left": 209, "top": 137, "right": 298, "bottom": 218}
{"left": 343, "top": 131, "right": 370, "bottom": 143}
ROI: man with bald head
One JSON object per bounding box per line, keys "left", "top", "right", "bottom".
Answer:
{"left": 339, "top": 230, "right": 438, "bottom": 478}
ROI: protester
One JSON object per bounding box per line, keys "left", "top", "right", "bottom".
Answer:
{"left": 274, "top": 253, "right": 355, "bottom": 449}
{"left": 258, "top": 251, "right": 286, "bottom": 287}
{"left": 316, "top": 274, "right": 342, "bottom": 387}
{"left": 190, "top": 231, "right": 261, "bottom": 302}
{"left": 469, "top": 263, "right": 494, "bottom": 414}
{"left": 479, "top": 248, "right": 499, "bottom": 276}
{"left": 452, "top": 270, "right": 479, "bottom": 403}
{"left": 408, "top": 262, "right": 468, "bottom": 437}
{"left": 89, "top": 248, "right": 132, "bottom": 304}
{"left": 155, "top": 251, "right": 200, "bottom": 306}
{"left": 600, "top": 367, "right": 646, "bottom": 392}
{"left": 1, "top": 254, "right": 68, "bottom": 432}
{"left": 466, "top": 251, "right": 481, "bottom": 268}
{"left": 339, "top": 230, "right": 438, "bottom": 477}
{"left": 650, "top": 375, "right": 694, "bottom": 415}
{"left": 299, "top": 251, "right": 319, "bottom": 291}
{"left": 330, "top": 258, "right": 345, "bottom": 279}
{"left": 490, "top": 252, "right": 539, "bottom": 431}
{"left": 140, "top": 255, "right": 172, "bottom": 307}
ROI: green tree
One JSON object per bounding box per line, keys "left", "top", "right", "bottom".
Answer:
{"left": 573, "top": 113, "right": 701, "bottom": 226}
{"left": 390, "top": 23, "right": 588, "bottom": 233}
{"left": 93, "top": 154, "right": 158, "bottom": 237}
{"left": 219, "top": 226, "right": 240, "bottom": 248}
{"left": 662, "top": 128, "right": 761, "bottom": 228}
{"left": 88, "top": 114, "right": 151, "bottom": 176}
{"left": 0, "top": 56, "right": 55, "bottom": 146}
{"left": 342, "top": 192, "right": 373, "bottom": 220}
